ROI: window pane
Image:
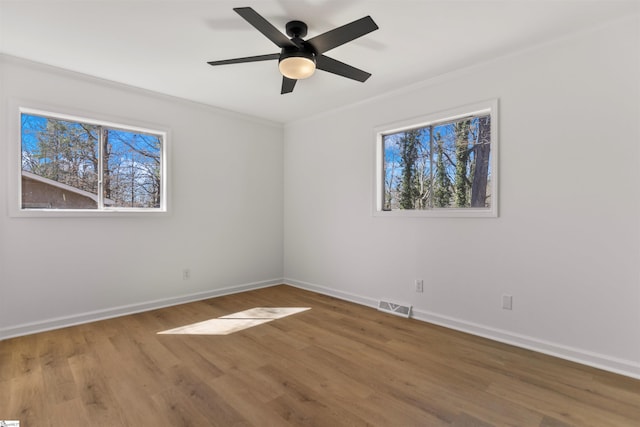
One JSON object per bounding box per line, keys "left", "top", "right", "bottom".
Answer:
{"left": 433, "top": 115, "right": 491, "bottom": 209}
{"left": 383, "top": 127, "right": 431, "bottom": 210}
{"left": 381, "top": 113, "right": 491, "bottom": 211}
{"left": 470, "top": 114, "right": 492, "bottom": 208}
{"left": 20, "top": 111, "right": 165, "bottom": 212}
{"left": 104, "top": 129, "right": 162, "bottom": 208}
{"left": 383, "top": 133, "right": 402, "bottom": 210}
{"left": 21, "top": 113, "right": 99, "bottom": 209}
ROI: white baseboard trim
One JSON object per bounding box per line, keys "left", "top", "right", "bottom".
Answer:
{"left": 284, "top": 278, "right": 379, "bottom": 308}
{"left": 0, "top": 278, "right": 283, "bottom": 341}
{"left": 283, "top": 278, "right": 640, "bottom": 380}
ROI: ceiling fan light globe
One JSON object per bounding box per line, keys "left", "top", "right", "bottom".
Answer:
{"left": 279, "top": 56, "right": 316, "bottom": 80}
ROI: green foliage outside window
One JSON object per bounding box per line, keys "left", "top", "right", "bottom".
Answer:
{"left": 383, "top": 113, "right": 491, "bottom": 211}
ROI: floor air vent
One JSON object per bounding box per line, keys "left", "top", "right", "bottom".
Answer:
{"left": 377, "top": 300, "right": 412, "bottom": 318}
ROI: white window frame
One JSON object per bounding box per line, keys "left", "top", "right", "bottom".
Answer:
{"left": 373, "top": 99, "right": 498, "bottom": 218}
{"left": 8, "top": 101, "right": 170, "bottom": 217}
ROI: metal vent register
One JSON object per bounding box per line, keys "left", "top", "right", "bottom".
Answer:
{"left": 377, "top": 300, "right": 412, "bottom": 318}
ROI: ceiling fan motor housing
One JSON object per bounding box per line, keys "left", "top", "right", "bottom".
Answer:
{"left": 280, "top": 20, "right": 317, "bottom": 73}
{"left": 279, "top": 43, "right": 316, "bottom": 63}
{"left": 285, "top": 20, "right": 308, "bottom": 38}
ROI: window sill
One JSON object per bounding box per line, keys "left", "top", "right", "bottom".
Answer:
{"left": 373, "top": 207, "right": 497, "bottom": 218}
{"left": 10, "top": 208, "right": 169, "bottom": 218}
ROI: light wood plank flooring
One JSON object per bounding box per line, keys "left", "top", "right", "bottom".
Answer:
{"left": 1, "top": 285, "right": 639, "bottom": 426}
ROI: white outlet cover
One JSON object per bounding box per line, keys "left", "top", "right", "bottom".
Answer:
{"left": 502, "top": 295, "right": 513, "bottom": 310}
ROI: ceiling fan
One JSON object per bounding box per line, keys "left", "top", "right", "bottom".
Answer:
{"left": 207, "top": 7, "right": 379, "bottom": 94}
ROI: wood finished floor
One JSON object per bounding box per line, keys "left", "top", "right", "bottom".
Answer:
{"left": 1, "top": 285, "right": 639, "bottom": 426}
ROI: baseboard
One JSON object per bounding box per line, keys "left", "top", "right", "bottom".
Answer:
{"left": 283, "top": 278, "right": 640, "bottom": 380}
{"left": 0, "top": 278, "right": 283, "bottom": 341}
{"left": 284, "top": 278, "right": 379, "bottom": 308}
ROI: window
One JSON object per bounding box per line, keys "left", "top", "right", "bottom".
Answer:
{"left": 375, "top": 100, "right": 498, "bottom": 217}
{"left": 17, "top": 108, "right": 167, "bottom": 214}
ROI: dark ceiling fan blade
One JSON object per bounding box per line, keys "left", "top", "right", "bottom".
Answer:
{"left": 306, "top": 16, "right": 378, "bottom": 54}
{"left": 281, "top": 77, "right": 297, "bottom": 94}
{"left": 207, "top": 53, "right": 280, "bottom": 66}
{"left": 234, "top": 7, "right": 297, "bottom": 48}
{"left": 316, "top": 55, "right": 371, "bottom": 82}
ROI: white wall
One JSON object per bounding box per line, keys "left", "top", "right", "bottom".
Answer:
{"left": 284, "top": 17, "right": 640, "bottom": 377}
{"left": 0, "top": 56, "right": 284, "bottom": 338}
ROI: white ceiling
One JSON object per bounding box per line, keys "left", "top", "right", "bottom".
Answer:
{"left": 1, "top": 1, "right": 638, "bottom": 123}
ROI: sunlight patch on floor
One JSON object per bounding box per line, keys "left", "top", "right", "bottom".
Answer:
{"left": 157, "top": 307, "right": 311, "bottom": 335}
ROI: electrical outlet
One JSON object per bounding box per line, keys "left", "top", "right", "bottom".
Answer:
{"left": 182, "top": 269, "right": 190, "bottom": 280}
{"left": 502, "top": 294, "right": 513, "bottom": 310}
{"left": 415, "top": 279, "right": 424, "bottom": 293}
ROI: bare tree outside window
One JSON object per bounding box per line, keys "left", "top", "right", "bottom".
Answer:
{"left": 104, "top": 129, "right": 162, "bottom": 208}
{"left": 20, "top": 112, "right": 164, "bottom": 211}
{"left": 382, "top": 113, "right": 492, "bottom": 211}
